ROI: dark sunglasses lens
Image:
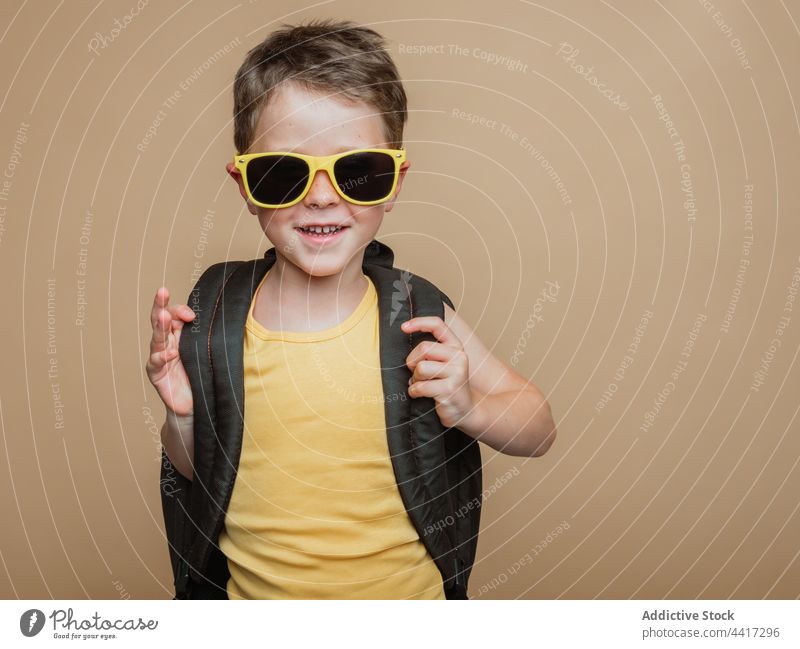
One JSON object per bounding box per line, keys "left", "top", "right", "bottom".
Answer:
{"left": 333, "top": 152, "right": 396, "bottom": 202}
{"left": 246, "top": 155, "right": 309, "bottom": 205}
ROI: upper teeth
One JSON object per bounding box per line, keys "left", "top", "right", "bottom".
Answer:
{"left": 301, "top": 225, "right": 342, "bottom": 233}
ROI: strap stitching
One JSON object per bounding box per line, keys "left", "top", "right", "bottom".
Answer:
{"left": 206, "top": 262, "right": 242, "bottom": 376}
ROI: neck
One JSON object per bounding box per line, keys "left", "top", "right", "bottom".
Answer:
{"left": 263, "top": 250, "right": 369, "bottom": 324}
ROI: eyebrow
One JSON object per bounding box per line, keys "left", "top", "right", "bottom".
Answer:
{"left": 268, "top": 144, "right": 368, "bottom": 153}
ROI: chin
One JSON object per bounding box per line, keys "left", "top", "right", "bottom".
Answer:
{"left": 278, "top": 249, "right": 347, "bottom": 276}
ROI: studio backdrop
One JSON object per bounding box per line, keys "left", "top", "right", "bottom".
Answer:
{"left": 1, "top": 0, "right": 798, "bottom": 599}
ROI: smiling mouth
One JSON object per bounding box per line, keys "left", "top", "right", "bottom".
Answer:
{"left": 294, "top": 225, "right": 349, "bottom": 238}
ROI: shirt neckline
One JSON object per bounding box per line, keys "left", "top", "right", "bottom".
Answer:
{"left": 246, "top": 269, "right": 375, "bottom": 342}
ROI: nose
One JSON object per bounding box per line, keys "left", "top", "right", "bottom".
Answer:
{"left": 303, "top": 168, "right": 340, "bottom": 209}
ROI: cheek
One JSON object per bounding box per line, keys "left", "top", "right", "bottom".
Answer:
{"left": 348, "top": 205, "right": 385, "bottom": 227}
{"left": 258, "top": 208, "right": 291, "bottom": 232}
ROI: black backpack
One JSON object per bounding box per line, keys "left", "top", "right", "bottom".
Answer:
{"left": 159, "top": 239, "right": 483, "bottom": 599}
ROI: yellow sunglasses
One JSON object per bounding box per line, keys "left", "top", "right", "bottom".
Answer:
{"left": 233, "top": 147, "right": 406, "bottom": 208}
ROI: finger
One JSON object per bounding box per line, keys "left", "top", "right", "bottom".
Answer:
{"left": 164, "top": 303, "right": 195, "bottom": 324}
{"left": 168, "top": 302, "right": 196, "bottom": 349}
{"left": 165, "top": 330, "right": 179, "bottom": 359}
{"left": 150, "top": 307, "right": 172, "bottom": 349}
{"left": 408, "top": 378, "right": 449, "bottom": 398}
{"left": 151, "top": 305, "right": 191, "bottom": 351}
{"left": 151, "top": 288, "right": 195, "bottom": 330}
{"left": 150, "top": 287, "right": 170, "bottom": 330}
{"left": 156, "top": 331, "right": 178, "bottom": 360}
{"left": 410, "top": 359, "right": 451, "bottom": 383}
{"left": 171, "top": 316, "right": 188, "bottom": 334}
{"left": 147, "top": 305, "right": 180, "bottom": 374}
{"left": 401, "top": 316, "right": 461, "bottom": 348}
{"left": 406, "top": 340, "right": 454, "bottom": 371}
{"left": 171, "top": 318, "right": 186, "bottom": 350}
{"left": 149, "top": 344, "right": 179, "bottom": 370}
{"left": 147, "top": 340, "right": 178, "bottom": 374}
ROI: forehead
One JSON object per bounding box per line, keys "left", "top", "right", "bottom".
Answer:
{"left": 250, "top": 81, "right": 387, "bottom": 153}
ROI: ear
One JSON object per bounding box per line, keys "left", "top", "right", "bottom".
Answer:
{"left": 226, "top": 162, "right": 258, "bottom": 215}
{"left": 383, "top": 160, "right": 410, "bottom": 214}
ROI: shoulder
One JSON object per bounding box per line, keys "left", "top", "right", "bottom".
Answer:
{"left": 438, "top": 289, "right": 455, "bottom": 310}
{"left": 196, "top": 260, "right": 244, "bottom": 284}
{"left": 186, "top": 260, "right": 253, "bottom": 313}
{"left": 208, "top": 259, "right": 251, "bottom": 275}
{"left": 193, "top": 259, "right": 260, "bottom": 292}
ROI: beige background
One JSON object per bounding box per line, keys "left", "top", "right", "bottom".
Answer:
{"left": 1, "top": 0, "right": 798, "bottom": 599}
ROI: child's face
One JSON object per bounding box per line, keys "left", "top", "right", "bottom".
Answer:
{"left": 226, "top": 81, "right": 409, "bottom": 277}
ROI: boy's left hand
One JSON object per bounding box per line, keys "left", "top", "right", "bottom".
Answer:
{"left": 401, "top": 316, "right": 476, "bottom": 429}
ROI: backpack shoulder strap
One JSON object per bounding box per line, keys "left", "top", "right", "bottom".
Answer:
{"left": 438, "top": 289, "right": 455, "bottom": 310}
{"left": 161, "top": 259, "right": 244, "bottom": 599}
{"left": 401, "top": 271, "right": 481, "bottom": 599}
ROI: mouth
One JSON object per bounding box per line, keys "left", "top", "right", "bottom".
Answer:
{"left": 293, "top": 224, "right": 350, "bottom": 242}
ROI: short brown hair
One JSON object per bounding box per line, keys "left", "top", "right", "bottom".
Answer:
{"left": 233, "top": 18, "right": 407, "bottom": 154}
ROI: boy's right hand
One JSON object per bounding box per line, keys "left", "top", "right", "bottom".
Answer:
{"left": 145, "top": 287, "right": 196, "bottom": 418}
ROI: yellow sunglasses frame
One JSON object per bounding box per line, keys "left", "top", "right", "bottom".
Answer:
{"left": 233, "top": 147, "right": 406, "bottom": 208}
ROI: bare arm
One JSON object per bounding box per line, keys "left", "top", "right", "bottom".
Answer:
{"left": 458, "top": 385, "right": 556, "bottom": 457}
{"left": 161, "top": 409, "right": 194, "bottom": 481}
{"left": 405, "top": 301, "right": 558, "bottom": 458}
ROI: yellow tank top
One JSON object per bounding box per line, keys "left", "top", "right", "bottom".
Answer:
{"left": 217, "top": 269, "right": 445, "bottom": 599}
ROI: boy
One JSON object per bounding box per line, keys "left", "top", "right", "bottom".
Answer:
{"left": 145, "top": 18, "right": 556, "bottom": 600}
